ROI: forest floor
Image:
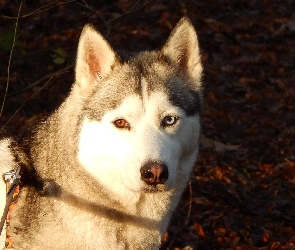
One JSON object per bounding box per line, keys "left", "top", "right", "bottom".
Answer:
{"left": 0, "top": 0, "right": 295, "bottom": 249}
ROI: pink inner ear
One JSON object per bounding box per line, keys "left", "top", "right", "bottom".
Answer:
{"left": 87, "top": 51, "right": 101, "bottom": 78}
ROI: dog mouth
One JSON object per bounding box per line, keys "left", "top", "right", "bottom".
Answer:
{"left": 142, "top": 184, "right": 167, "bottom": 193}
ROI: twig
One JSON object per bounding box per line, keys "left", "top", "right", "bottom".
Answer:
{"left": 160, "top": 180, "right": 194, "bottom": 249}
{"left": 74, "top": 1, "right": 107, "bottom": 26}
{"left": 185, "top": 180, "right": 193, "bottom": 226}
{"left": 74, "top": 0, "right": 155, "bottom": 37}
{"left": 0, "top": 64, "right": 74, "bottom": 100}
{"left": 111, "top": 0, "right": 154, "bottom": 24}
{"left": 1, "top": 73, "right": 62, "bottom": 131}
{"left": 106, "top": 0, "right": 156, "bottom": 37}
{"left": 0, "top": 1, "right": 22, "bottom": 119}
{"left": 0, "top": 0, "right": 76, "bottom": 20}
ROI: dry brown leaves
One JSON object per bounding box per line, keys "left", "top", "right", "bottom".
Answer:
{"left": 0, "top": 0, "right": 294, "bottom": 249}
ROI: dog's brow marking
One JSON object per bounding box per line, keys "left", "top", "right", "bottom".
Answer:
{"left": 0, "top": 17, "right": 203, "bottom": 249}
{"left": 141, "top": 76, "right": 148, "bottom": 112}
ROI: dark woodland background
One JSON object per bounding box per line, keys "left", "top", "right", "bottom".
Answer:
{"left": 0, "top": 0, "right": 295, "bottom": 249}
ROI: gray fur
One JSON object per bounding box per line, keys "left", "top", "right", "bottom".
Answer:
{"left": 0, "top": 17, "right": 203, "bottom": 249}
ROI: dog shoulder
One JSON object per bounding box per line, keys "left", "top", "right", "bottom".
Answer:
{"left": 0, "top": 137, "right": 16, "bottom": 169}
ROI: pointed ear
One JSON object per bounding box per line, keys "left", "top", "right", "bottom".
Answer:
{"left": 75, "top": 24, "right": 119, "bottom": 90}
{"left": 161, "top": 17, "right": 202, "bottom": 83}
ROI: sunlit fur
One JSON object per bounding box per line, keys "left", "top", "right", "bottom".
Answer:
{"left": 78, "top": 92, "right": 200, "bottom": 194}
{"left": 0, "top": 17, "right": 202, "bottom": 249}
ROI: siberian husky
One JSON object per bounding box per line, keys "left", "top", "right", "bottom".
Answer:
{"left": 0, "top": 17, "right": 203, "bottom": 249}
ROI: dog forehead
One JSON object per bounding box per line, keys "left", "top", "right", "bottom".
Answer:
{"left": 130, "top": 53, "right": 202, "bottom": 117}
{"left": 84, "top": 51, "right": 201, "bottom": 120}
{"left": 83, "top": 63, "right": 140, "bottom": 120}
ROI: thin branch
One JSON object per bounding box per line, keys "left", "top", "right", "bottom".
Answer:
{"left": 1, "top": 75, "right": 56, "bottom": 131}
{"left": 125, "top": 0, "right": 142, "bottom": 13}
{"left": 0, "top": 64, "right": 74, "bottom": 100}
{"left": 106, "top": 0, "right": 155, "bottom": 37}
{"left": 111, "top": 0, "right": 153, "bottom": 24}
{"left": 74, "top": 1, "right": 107, "bottom": 25}
{"left": 0, "top": 1, "right": 22, "bottom": 119}
{"left": 185, "top": 180, "right": 193, "bottom": 225}
{"left": 29, "top": 0, "right": 61, "bottom": 15}
{"left": 0, "top": 0, "right": 156, "bottom": 118}
{"left": 160, "top": 179, "right": 193, "bottom": 249}
{"left": 0, "top": 0, "right": 76, "bottom": 20}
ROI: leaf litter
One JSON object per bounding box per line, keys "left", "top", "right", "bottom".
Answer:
{"left": 0, "top": 0, "right": 294, "bottom": 249}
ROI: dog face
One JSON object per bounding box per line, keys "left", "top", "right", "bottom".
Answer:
{"left": 78, "top": 92, "right": 200, "bottom": 193}
{"left": 76, "top": 17, "right": 202, "bottom": 194}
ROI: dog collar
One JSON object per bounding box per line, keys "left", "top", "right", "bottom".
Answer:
{"left": 0, "top": 166, "right": 21, "bottom": 248}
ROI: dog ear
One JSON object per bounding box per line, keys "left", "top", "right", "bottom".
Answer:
{"left": 161, "top": 17, "right": 202, "bottom": 83}
{"left": 75, "top": 25, "right": 119, "bottom": 90}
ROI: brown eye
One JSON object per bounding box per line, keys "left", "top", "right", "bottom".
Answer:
{"left": 113, "top": 119, "right": 130, "bottom": 130}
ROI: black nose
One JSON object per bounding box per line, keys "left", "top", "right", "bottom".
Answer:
{"left": 140, "top": 162, "right": 169, "bottom": 185}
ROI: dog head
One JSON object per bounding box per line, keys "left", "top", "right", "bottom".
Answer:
{"left": 76, "top": 17, "right": 203, "bottom": 194}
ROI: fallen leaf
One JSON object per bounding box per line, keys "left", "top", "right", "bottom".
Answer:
{"left": 194, "top": 223, "right": 206, "bottom": 238}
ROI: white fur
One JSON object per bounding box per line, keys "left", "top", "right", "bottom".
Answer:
{"left": 75, "top": 24, "right": 117, "bottom": 90}
{"left": 78, "top": 90, "right": 200, "bottom": 198}
{"left": 0, "top": 17, "right": 203, "bottom": 249}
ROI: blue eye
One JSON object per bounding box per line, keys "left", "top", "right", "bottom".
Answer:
{"left": 161, "top": 116, "right": 178, "bottom": 128}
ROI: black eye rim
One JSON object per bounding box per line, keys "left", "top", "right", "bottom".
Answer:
{"left": 113, "top": 118, "right": 131, "bottom": 130}
{"left": 161, "top": 115, "right": 179, "bottom": 128}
